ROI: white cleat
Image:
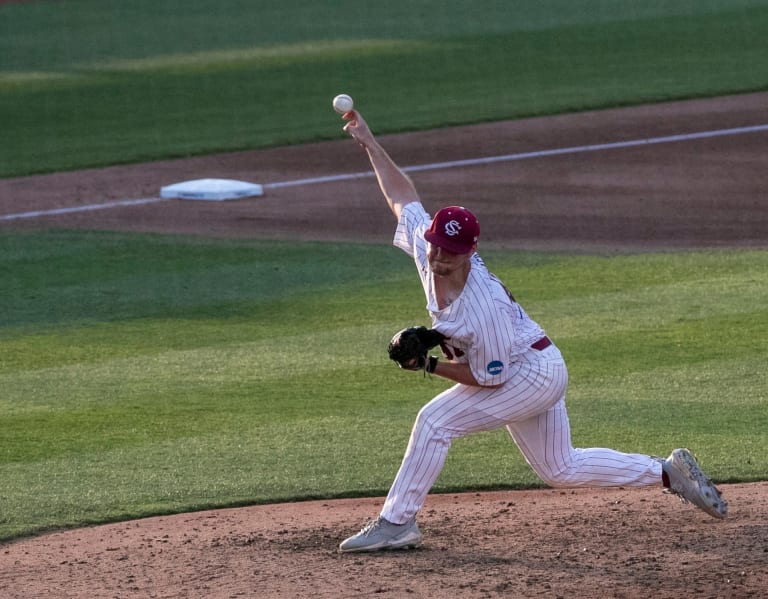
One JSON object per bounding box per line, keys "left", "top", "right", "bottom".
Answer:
{"left": 339, "top": 516, "right": 422, "bottom": 553}
{"left": 662, "top": 448, "right": 728, "bottom": 519}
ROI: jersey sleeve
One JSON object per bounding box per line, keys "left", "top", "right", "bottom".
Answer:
{"left": 393, "top": 202, "right": 430, "bottom": 257}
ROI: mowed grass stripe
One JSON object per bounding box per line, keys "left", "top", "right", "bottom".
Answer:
{"left": 2, "top": 4, "right": 768, "bottom": 176}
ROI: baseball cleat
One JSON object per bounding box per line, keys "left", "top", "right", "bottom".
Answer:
{"left": 662, "top": 448, "right": 728, "bottom": 519}
{"left": 338, "top": 516, "right": 422, "bottom": 553}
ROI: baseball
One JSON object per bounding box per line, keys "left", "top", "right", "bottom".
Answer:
{"left": 332, "top": 93, "right": 354, "bottom": 114}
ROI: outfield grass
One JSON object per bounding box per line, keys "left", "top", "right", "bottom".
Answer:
{"left": 2, "top": 0, "right": 768, "bottom": 176}
{"left": 1, "top": 231, "right": 766, "bottom": 541}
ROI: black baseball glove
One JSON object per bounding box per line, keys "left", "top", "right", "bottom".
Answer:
{"left": 387, "top": 326, "right": 446, "bottom": 371}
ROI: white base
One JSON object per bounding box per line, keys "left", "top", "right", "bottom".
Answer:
{"left": 160, "top": 178, "right": 264, "bottom": 201}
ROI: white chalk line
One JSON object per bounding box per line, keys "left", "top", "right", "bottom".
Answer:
{"left": 0, "top": 196, "right": 162, "bottom": 222}
{"left": 264, "top": 123, "right": 768, "bottom": 187}
{"left": 2, "top": 123, "right": 766, "bottom": 222}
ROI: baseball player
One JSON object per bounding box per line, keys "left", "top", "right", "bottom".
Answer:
{"left": 338, "top": 110, "right": 727, "bottom": 553}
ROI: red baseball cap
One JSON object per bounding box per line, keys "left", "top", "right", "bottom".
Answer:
{"left": 424, "top": 206, "right": 480, "bottom": 254}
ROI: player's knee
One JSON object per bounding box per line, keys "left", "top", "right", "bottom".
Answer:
{"left": 533, "top": 467, "right": 563, "bottom": 487}
{"left": 413, "top": 404, "right": 454, "bottom": 442}
{"left": 540, "top": 474, "right": 573, "bottom": 488}
{"left": 531, "top": 458, "right": 579, "bottom": 487}
{"left": 414, "top": 404, "right": 440, "bottom": 432}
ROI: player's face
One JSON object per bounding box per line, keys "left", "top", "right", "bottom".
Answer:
{"left": 427, "top": 243, "right": 471, "bottom": 277}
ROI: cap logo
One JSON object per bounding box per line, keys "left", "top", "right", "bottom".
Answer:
{"left": 444, "top": 219, "right": 462, "bottom": 237}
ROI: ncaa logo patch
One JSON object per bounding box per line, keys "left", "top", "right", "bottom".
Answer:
{"left": 444, "top": 219, "right": 462, "bottom": 236}
{"left": 487, "top": 360, "right": 504, "bottom": 375}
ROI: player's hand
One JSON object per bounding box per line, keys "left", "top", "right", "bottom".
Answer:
{"left": 343, "top": 110, "right": 374, "bottom": 148}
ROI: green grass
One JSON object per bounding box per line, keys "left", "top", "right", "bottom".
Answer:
{"left": 1, "top": 0, "right": 768, "bottom": 176}
{"left": 1, "top": 231, "right": 766, "bottom": 541}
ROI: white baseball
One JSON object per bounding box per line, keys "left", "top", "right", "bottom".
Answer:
{"left": 332, "top": 94, "right": 354, "bottom": 114}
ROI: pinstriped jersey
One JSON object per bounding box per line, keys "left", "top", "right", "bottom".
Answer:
{"left": 393, "top": 202, "right": 546, "bottom": 386}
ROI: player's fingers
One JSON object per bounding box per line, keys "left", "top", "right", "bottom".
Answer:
{"left": 343, "top": 121, "right": 361, "bottom": 140}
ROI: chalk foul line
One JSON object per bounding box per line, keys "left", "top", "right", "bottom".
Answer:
{"left": 2, "top": 123, "right": 766, "bottom": 221}
{"left": 0, "top": 197, "right": 164, "bottom": 222}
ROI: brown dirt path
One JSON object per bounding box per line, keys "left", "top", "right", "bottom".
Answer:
{"left": 2, "top": 92, "right": 767, "bottom": 250}
{"left": 1, "top": 92, "right": 767, "bottom": 598}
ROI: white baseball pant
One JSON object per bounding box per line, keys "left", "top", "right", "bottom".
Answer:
{"left": 380, "top": 344, "right": 663, "bottom": 524}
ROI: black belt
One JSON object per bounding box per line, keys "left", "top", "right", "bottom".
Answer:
{"left": 530, "top": 336, "right": 552, "bottom": 351}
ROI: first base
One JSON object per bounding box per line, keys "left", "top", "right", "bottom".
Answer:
{"left": 160, "top": 178, "right": 264, "bottom": 201}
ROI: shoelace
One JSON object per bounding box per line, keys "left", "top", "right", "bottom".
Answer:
{"left": 360, "top": 518, "right": 383, "bottom": 535}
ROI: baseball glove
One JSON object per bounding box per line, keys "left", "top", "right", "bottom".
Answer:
{"left": 387, "top": 326, "right": 446, "bottom": 371}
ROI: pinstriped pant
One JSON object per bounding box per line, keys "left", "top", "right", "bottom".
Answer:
{"left": 380, "top": 344, "right": 663, "bottom": 524}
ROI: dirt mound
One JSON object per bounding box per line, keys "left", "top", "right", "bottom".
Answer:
{"left": 2, "top": 484, "right": 766, "bottom": 598}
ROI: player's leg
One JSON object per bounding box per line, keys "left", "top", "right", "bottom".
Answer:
{"left": 506, "top": 398, "right": 727, "bottom": 518}
{"left": 379, "top": 384, "right": 477, "bottom": 525}
{"left": 506, "top": 397, "right": 662, "bottom": 487}
{"left": 341, "top": 356, "right": 566, "bottom": 552}
{"left": 380, "top": 350, "right": 569, "bottom": 524}
{"left": 340, "top": 384, "right": 477, "bottom": 552}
